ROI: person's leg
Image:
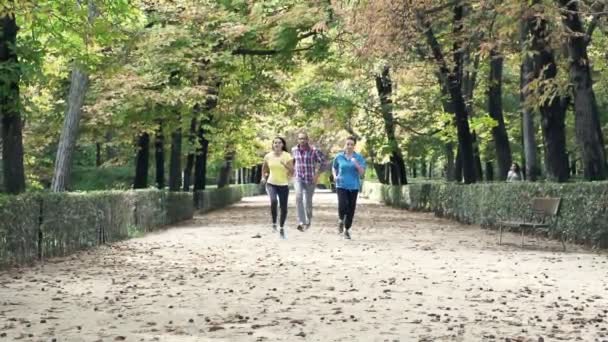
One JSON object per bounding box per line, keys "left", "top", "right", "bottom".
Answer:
{"left": 337, "top": 188, "right": 347, "bottom": 234}
{"left": 294, "top": 181, "right": 306, "bottom": 228}
{"left": 304, "top": 182, "right": 316, "bottom": 227}
{"left": 278, "top": 186, "right": 289, "bottom": 228}
{"left": 277, "top": 185, "right": 289, "bottom": 239}
{"left": 344, "top": 190, "right": 359, "bottom": 229}
{"left": 266, "top": 184, "right": 278, "bottom": 230}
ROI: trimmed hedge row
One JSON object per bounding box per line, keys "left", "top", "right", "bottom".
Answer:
{"left": 0, "top": 184, "right": 264, "bottom": 269}
{"left": 361, "top": 181, "right": 608, "bottom": 248}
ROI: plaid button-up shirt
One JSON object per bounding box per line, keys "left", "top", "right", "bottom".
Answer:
{"left": 291, "top": 145, "right": 326, "bottom": 184}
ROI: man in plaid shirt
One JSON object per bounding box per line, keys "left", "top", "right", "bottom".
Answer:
{"left": 291, "top": 132, "right": 326, "bottom": 231}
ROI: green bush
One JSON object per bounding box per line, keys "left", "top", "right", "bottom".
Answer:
{"left": 194, "top": 184, "right": 264, "bottom": 212}
{"left": 0, "top": 185, "right": 261, "bottom": 269}
{"left": 70, "top": 166, "right": 133, "bottom": 191}
{"left": 0, "top": 194, "right": 41, "bottom": 267}
{"left": 361, "top": 181, "right": 608, "bottom": 248}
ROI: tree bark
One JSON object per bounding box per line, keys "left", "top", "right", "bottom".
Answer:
{"left": 50, "top": 68, "right": 89, "bottom": 191}
{"left": 558, "top": 0, "right": 606, "bottom": 180}
{"left": 133, "top": 132, "right": 150, "bottom": 189}
{"left": 169, "top": 124, "right": 182, "bottom": 191}
{"left": 0, "top": 13, "right": 25, "bottom": 194}
{"left": 375, "top": 65, "right": 407, "bottom": 185}
{"left": 488, "top": 50, "right": 513, "bottom": 180}
{"left": 154, "top": 121, "right": 164, "bottom": 189}
{"left": 183, "top": 118, "right": 196, "bottom": 191}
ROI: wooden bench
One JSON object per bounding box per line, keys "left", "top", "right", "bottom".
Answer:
{"left": 498, "top": 197, "right": 564, "bottom": 250}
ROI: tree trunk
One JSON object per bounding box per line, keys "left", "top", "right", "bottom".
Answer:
{"left": 183, "top": 118, "right": 196, "bottom": 191}
{"left": 445, "top": 142, "right": 456, "bottom": 181}
{"left": 570, "top": 157, "right": 576, "bottom": 176}
{"left": 95, "top": 142, "right": 102, "bottom": 167}
{"left": 105, "top": 131, "right": 117, "bottom": 161}
{"left": 169, "top": 125, "right": 182, "bottom": 191}
{"left": 373, "top": 163, "right": 388, "bottom": 184}
{"left": 375, "top": 65, "right": 407, "bottom": 185}
{"left": 0, "top": 13, "right": 25, "bottom": 194}
{"left": 528, "top": 7, "right": 569, "bottom": 182}
{"left": 154, "top": 121, "right": 164, "bottom": 189}
{"left": 520, "top": 24, "right": 540, "bottom": 181}
{"left": 485, "top": 161, "right": 494, "bottom": 181}
{"left": 50, "top": 68, "right": 89, "bottom": 192}
{"left": 471, "top": 132, "right": 483, "bottom": 181}
{"left": 193, "top": 120, "right": 209, "bottom": 191}
{"left": 455, "top": 149, "right": 463, "bottom": 182}
{"left": 421, "top": 158, "right": 427, "bottom": 178}
{"left": 217, "top": 149, "right": 234, "bottom": 188}
{"left": 418, "top": 7, "right": 475, "bottom": 183}
{"left": 133, "top": 132, "right": 150, "bottom": 189}
{"left": 488, "top": 50, "right": 513, "bottom": 180}
{"left": 558, "top": 0, "right": 606, "bottom": 180}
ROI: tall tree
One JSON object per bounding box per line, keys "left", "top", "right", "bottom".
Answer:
{"left": 416, "top": 5, "right": 476, "bottom": 183}
{"left": 557, "top": 0, "right": 606, "bottom": 180}
{"left": 375, "top": 65, "right": 408, "bottom": 185}
{"left": 520, "top": 19, "right": 541, "bottom": 181}
{"left": 133, "top": 132, "right": 150, "bottom": 189}
{"left": 169, "top": 119, "right": 182, "bottom": 191}
{"left": 488, "top": 48, "right": 512, "bottom": 180}
{"left": 527, "top": 4, "right": 569, "bottom": 182}
{"left": 51, "top": 0, "right": 98, "bottom": 192}
{"left": 154, "top": 121, "right": 164, "bottom": 189}
{"left": 183, "top": 118, "right": 196, "bottom": 191}
{"left": 0, "top": 11, "right": 25, "bottom": 194}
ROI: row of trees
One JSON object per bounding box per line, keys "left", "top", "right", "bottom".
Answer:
{"left": 0, "top": 0, "right": 337, "bottom": 194}
{"left": 344, "top": 0, "right": 607, "bottom": 184}
{"left": 1, "top": 1, "right": 607, "bottom": 195}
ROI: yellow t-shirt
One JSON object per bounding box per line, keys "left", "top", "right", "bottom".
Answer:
{"left": 264, "top": 151, "right": 293, "bottom": 186}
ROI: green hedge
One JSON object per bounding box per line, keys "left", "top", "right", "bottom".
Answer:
{"left": 194, "top": 184, "right": 264, "bottom": 212}
{"left": 0, "top": 185, "right": 261, "bottom": 269}
{"left": 361, "top": 182, "right": 608, "bottom": 248}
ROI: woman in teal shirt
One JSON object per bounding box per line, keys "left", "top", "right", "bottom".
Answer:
{"left": 332, "top": 136, "right": 366, "bottom": 239}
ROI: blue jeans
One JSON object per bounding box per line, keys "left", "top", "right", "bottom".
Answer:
{"left": 294, "top": 180, "right": 316, "bottom": 225}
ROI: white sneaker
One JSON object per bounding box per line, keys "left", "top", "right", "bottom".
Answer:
{"left": 279, "top": 228, "right": 287, "bottom": 240}
{"left": 272, "top": 223, "right": 278, "bottom": 233}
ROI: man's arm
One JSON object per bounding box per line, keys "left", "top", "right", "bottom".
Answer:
{"left": 315, "top": 148, "right": 327, "bottom": 173}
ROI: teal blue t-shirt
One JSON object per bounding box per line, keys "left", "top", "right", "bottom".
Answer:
{"left": 332, "top": 152, "right": 366, "bottom": 190}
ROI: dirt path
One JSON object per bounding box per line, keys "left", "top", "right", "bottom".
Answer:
{"left": 1, "top": 191, "right": 607, "bottom": 341}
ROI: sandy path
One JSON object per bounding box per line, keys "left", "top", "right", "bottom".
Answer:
{"left": 1, "top": 191, "right": 607, "bottom": 342}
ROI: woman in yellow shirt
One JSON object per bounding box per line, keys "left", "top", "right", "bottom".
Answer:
{"left": 261, "top": 137, "right": 294, "bottom": 239}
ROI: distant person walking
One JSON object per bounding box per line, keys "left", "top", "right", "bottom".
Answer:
{"left": 332, "top": 136, "right": 366, "bottom": 240}
{"left": 506, "top": 162, "right": 522, "bottom": 182}
{"left": 291, "top": 132, "right": 326, "bottom": 232}
{"left": 261, "top": 137, "right": 294, "bottom": 239}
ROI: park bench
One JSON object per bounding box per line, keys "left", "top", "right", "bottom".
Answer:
{"left": 497, "top": 197, "right": 565, "bottom": 250}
